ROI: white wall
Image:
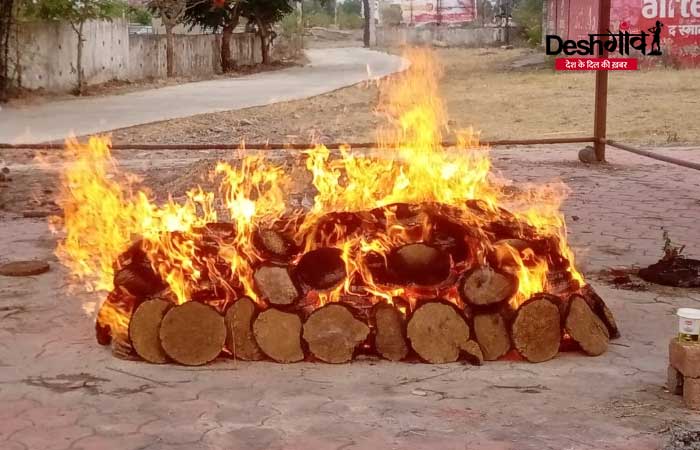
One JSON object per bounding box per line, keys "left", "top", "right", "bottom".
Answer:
{"left": 17, "top": 19, "right": 129, "bottom": 91}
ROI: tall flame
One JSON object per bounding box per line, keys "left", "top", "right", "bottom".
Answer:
{"left": 53, "top": 48, "right": 584, "bottom": 325}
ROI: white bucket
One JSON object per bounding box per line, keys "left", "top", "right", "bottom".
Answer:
{"left": 677, "top": 308, "right": 700, "bottom": 342}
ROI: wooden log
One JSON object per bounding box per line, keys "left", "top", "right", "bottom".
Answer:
{"left": 128, "top": 298, "right": 172, "bottom": 364}
{"left": 430, "top": 216, "right": 471, "bottom": 264}
{"left": 565, "top": 295, "right": 610, "bottom": 356}
{"left": 511, "top": 295, "right": 562, "bottom": 363}
{"left": 114, "top": 240, "right": 166, "bottom": 297}
{"left": 113, "top": 264, "right": 166, "bottom": 298}
{"left": 406, "top": 301, "right": 471, "bottom": 364}
{"left": 579, "top": 284, "right": 620, "bottom": 339}
{"left": 253, "top": 308, "right": 304, "bottom": 363}
{"left": 224, "top": 297, "right": 264, "bottom": 361}
{"left": 473, "top": 312, "right": 511, "bottom": 361}
{"left": 96, "top": 291, "right": 137, "bottom": 345}
{"left": 295, "top": 247, "right": 346, "bottom": 290}
{"left": 159, "top": 302, "right": 226, "bottom": 366}
{"left": 462, "top": 340, "right": 484, "bottom": 366}
{"left": 459, "top": 266, "right": 518, "bottom": 307}
{"left": 372, "top": 303, "right": 409, "bottom": 361}
{"left": 388, "top": 243, "right": 451, "bottom": 286}
{"left": 488, "top": 239, "right": 532, "bottom": 269}
{"left": 254, "top": 228, "right": 297, "bottom": 261}
{"left": 302, "top": 304, "right": 370, "bottom": 363}
{"left": 253, "top": 265, "right": 300, "bottom": 306}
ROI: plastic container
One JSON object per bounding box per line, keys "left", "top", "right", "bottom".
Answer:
{"left": 677, "top": 308, "right": 700, "bottom": 343}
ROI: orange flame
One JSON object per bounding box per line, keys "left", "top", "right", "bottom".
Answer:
{"left": 53, "top": 48, "right": 584, "bottom": 326}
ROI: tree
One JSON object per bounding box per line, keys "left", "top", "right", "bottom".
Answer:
{"left": 21, "top": 0, "right": 125, "bottom": 95}
{"left": 242, "top": 0, "right": 292, "bottom": 65}
{"left": 149, "top": 0, "right": 186, "bottom": 77}
{"left": 0, "top": 0, "right": 14, "bottom": 101}
{"left": 183, "top": 0, "right": 243, "bottom": 72}
{"left": 512, "top": 0, "right": 543, "bottom": 46}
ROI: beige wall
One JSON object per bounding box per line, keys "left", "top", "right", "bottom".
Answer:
{"left": 13, "top": 20, "right": 302, "bottom": 92}
{"left": 16, "top": 19, "right": 130, "bottom": 91}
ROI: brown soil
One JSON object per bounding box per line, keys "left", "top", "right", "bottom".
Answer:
{"left": 107, "top": 48, "right": 700, "bottom": 146}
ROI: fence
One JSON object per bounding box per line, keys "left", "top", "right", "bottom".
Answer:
{"left": 11, "top": 19, "right": 300, "bottom": 92}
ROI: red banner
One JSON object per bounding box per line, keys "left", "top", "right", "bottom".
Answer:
{"left": 555, "top": 58, "right": 639, "bottom": 71}
{"left": 546, "top": 0, "right": 700, "bottom": 68}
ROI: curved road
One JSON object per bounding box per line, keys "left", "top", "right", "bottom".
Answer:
{"left": 0, "top": 47, "right": 406, "bottom": 145}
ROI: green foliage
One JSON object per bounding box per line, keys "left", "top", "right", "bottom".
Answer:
{"left": 380, "top": 4, "right": 401, "bottom": 26}
{"left": 280, "top": 10, "right": 301, "bottom": 38}
{"left": 21, "top": 0, "right": 126, "bottom": 25}
{"left": 183, "top": 0, "right": 237, "bottom": 32}
{"left": 302, "top": 0, "right": 361, "bottom": 29}
{"left": 338, "top": 0, "right": 360, "bottom": 16}
{"left": 128, "top": 5, "right": 152, "bottom": 25}
{"left": 337, "top": 10, "right": 361, "bottom": 29}
{"left": 304, "top": 10, "right": 331, "bottom": 27}
{"left": 244, "top": 0, "right": 293, "bottom": 27}
{"left": 512, "top": 0, "right": 543, "bottom": 46}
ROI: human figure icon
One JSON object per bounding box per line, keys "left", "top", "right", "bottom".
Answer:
{"left": 648, "top": 20, "right": 663, "bottom": 55}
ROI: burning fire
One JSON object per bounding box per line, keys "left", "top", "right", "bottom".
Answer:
{"left": 52, "top": 49, "right": 584, "bottom": 339}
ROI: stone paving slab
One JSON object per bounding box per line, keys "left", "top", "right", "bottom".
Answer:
{"left": 1, "top": 145, "right": 700, "bottom": 449}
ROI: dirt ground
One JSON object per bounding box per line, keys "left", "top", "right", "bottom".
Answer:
{"left": 106, "top": 48, "right": 700, "bottom": 146}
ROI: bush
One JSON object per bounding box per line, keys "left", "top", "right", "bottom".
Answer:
{"left": 305, "top": 11, "right": 333, "bottom": 27}
{"left": 281, "top": 10, "right": 302, "bottom": 38}
{"left": 380, "top": 4, "right": 402, "bottom": 26}
{"left": 339, "top": 0, "right": 361, "bottom": 16}
{"left": 128, "top": 5, "right": 152, "bottom": 26}
{"left": 338, "top": 11, "right": 362, "bottom": 29}
{"left": 513, "top": 0, "right": 543, "bottom": 47}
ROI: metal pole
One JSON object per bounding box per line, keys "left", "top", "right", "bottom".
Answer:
{"left": 607, "top": 141, "right": 700, "bottom": 172}
{"left": 0, "top": 137, "right": 596, "bottom": 151}
{"left": 593, "top": 0, "right": 611, "bottom": 162}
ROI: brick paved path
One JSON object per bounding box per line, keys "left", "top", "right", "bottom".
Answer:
{"left": 1, "top": 145, "right": 699, "bottom": 450}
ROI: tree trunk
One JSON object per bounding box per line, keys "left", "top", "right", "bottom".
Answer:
{"left": 221, "top": 23, "right": 235, "bottom": 72}
{"left": 256, "top": 19, "right": 270, "bottom": 65}
{"left": 224, "top": 297, "right": 264, "bottom": 361}
{"left": 75, "top": 21, "right": 85, "bottom": 95}
{"left": 564, "top": 294, "right": 610, "bottom": 356}
{"left": 362, "top": 0, "right": 370, "bottom": 47}
{"left": 252, "top": 308, "right": 304, "bottom": 363}
{"left": 473, "top": 312, "right": 511, "bottom": 360}
{"left": 129, "top": 298, "right": 172, "bottom": 363}
{"left": 0, "top": 0, "right": 13, "bottom": 102}
{"left": 406, "top": 300, "right": 472, "bottom": 364}
{"left": 302, "top": 304, "right": 370, "bottom": 363}
{"left": 165, "top": 22, "right": 175, "bottom": 77}
{"left": 459, "top": 266, "right": 518, "bottom": 307}
{"left": 159, "top": 302, "right": 226, "bottom": 366}
{"left": 511, "top": 294, "right": 562, "bottom": 363}
{"left": 372, "top": 302, "right": 409, "bottom": 361}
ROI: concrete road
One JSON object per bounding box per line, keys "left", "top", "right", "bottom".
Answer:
{"left": 0, "top": 47, "right": 406, "bottom": 144}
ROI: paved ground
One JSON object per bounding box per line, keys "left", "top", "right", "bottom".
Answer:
{"left": 0, "top": 47, "right": 405, "bottom": 145}
{"left": 1, "top": 145, "right": 700, "bottom": 449}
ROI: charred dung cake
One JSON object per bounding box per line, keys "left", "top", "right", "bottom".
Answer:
{"left": 54, "top": 50, "right": 618, "bottom": 366}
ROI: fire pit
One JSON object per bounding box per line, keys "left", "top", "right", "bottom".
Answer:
{"left": 53, "top": 50, "right": 618, "bottom": 366}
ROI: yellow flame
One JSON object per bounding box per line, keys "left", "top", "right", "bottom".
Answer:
{"left": 54, "top": 48, "right": 585, "bottom": 326}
